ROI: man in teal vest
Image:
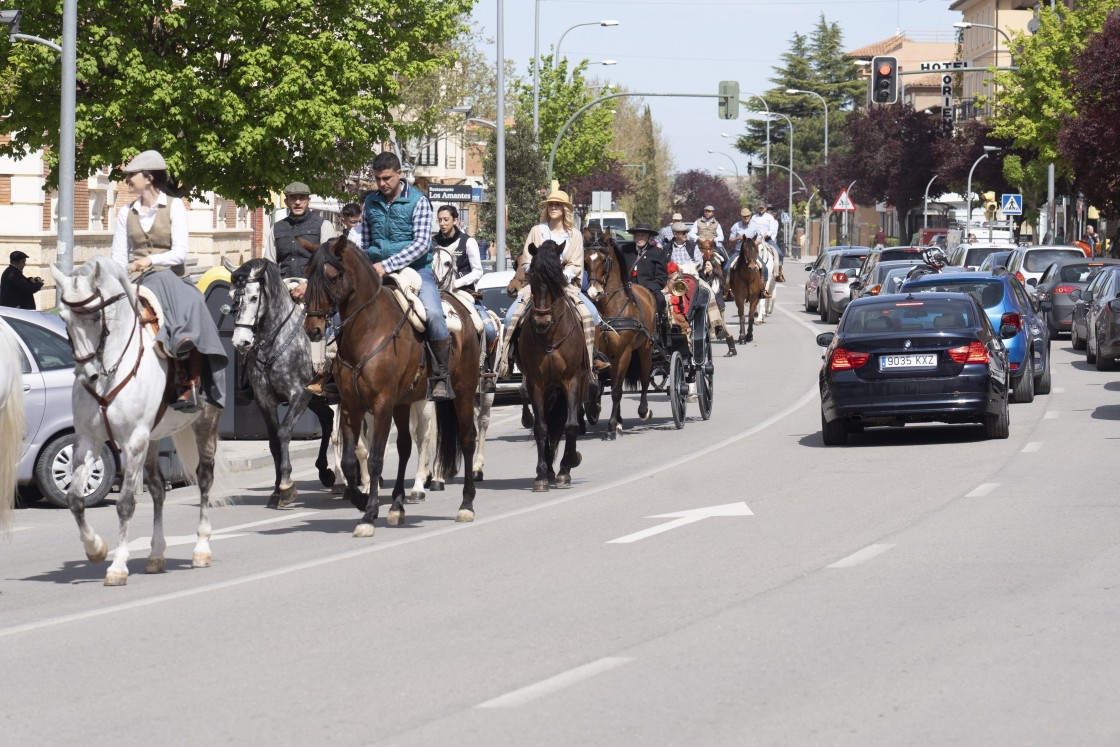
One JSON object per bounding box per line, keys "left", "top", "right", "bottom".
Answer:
{"left": 361, "top": 151, "right": 452, "bottom": 400}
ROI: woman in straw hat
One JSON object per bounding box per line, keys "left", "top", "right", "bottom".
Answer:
{"left": 109, "top": 149, "right": 227, "bottom": 412}
{"left": 497, "top": 188, "right": 606, "bottom": 387}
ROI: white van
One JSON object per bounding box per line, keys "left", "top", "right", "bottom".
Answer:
{"left": 584, "top": 211, "right": 629, "bottom": 234}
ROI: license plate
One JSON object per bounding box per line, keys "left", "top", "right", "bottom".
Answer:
{"left": 879, "top": 353, "right": 937, "bottom": 370}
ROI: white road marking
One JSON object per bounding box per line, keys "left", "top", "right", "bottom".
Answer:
{"left": 1045, "top": 410, "right": 1060, "bottom": 419}
{"left": 607, "top": 502, "right": 752, "bottom": 544}
{"left": 476, "top": 657, "right": 634, "bottom": 709}
{"left": 965, "top": 482, "right": 999, "bottom": 498}
{"left": 214, "top": 511, "right": 319, "bottom": 534}
{"left": 1021, "top": 442, "right": 1043, "bottom": 453}
{"left": 827, "top": 544, "right": 895, "bottom": 569}
{"left": 1053, "top": 387, "right": 1066, "bottom": 394}
{"left": 111, "top": 512, "right": 319, "bottom": 553}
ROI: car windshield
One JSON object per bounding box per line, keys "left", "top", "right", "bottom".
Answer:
{"left": 834, "top": 254, "right": 868, "bottom": 270}
{"left": 844, "top": 299, "right": 976, "bottom": 333}
{"left": 1058, "top": 263, "right": 1109, "bottom": 283}
{"left": 906, "top": 280, "right": 1004, "bottom": 309}
{"left": 872, "top": 260, "right": 925, "bottom": 281}
{"left": 1026, "top": 249, "right": 1083, "bottom": 272}
{"left": 878, "top": 248, "right": 925, "bottom": 261}
{"left": 4, "top": 316, "right": 74, "bottom": 371}
{"left": 965, "top": 247, "right": 1002, "bottom": 266}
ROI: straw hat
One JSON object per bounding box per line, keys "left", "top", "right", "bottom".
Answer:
{"left": 540, "top": 189, "right": 574, "bottom": 209}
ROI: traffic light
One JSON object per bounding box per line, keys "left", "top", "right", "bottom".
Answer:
{"left": 718, "top": 80, "right": 740, "bottom": 120}
{"left": 870, "top": 56, "right": 899, "bottom": 105}
{"left": 747, "top": 162, "right": 753, "bottom": 176}
{"left": 983, "top": 191, "right": 998, "bottom": 221}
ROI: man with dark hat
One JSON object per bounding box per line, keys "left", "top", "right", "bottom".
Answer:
{"left": 618, "top": 223, "right": 669, "bottom": 318}
{"left": 1, "top": 251, "right": 44, "bottom": 309}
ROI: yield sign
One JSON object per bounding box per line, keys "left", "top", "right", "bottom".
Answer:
{"left": 832, "top": 188, "right": 856, "bottom": 212}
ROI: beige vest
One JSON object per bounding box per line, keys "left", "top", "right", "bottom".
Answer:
{"left": 695, "top": 217, "right": 720, "bottom": 241}
{"left": 126, "top": 204, "right": 185, "bottom": 276}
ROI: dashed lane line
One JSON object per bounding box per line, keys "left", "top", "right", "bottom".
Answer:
{"left": 1021, "top": 442, "right": 1042, "bottom": 453}
{"left": 475, "top": 657, "right": 634, "bottom": 709}
{"left": 1045, "top": 410, "right": 1060, "bottom": 419}
{"left": 965, "top": 482, "right": 1000, "bottom": 498}
{"left": 827, "top": 544, "right": 895, "bottom": 569}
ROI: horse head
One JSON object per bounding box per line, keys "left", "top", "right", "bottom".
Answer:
{"left": 431, "top": 245, "right": 456, "bottom": 293}
{"left": 229, "top": 259, "right": 271, "bottom": 353}
{"left": 51, "top": 256, "right": 137, "bottom": 384}
{"left": 527, "top": 240, "right": 567, "bottom": 334}
{"left": 584, "top": 242, "right": 609, "bottom": 302}
{"left": 304, "top": 235, "right": 365, "bottom": 343}
{"left": 697, "top": 237, "right": 715, "bottom": 258}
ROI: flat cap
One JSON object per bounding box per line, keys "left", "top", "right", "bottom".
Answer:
{"left": 9, "top": 250, "right": 29, "bottom": 262}
{"left": 703, "top": 204, "right": 715, "bottom": 211}
{"left": 284, "top": 181, "right": 311, "bottom": 195}
{"left": 122, "top": 150, "right": 167, "bottom": 173}
{"left": 671, "top": 212, "right": 683, "bottom": 221}
{"left": 671, "top": 221, "right": 688, "bottom": 233}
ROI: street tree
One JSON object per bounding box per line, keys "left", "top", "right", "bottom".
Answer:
{"left": 479, "top": 126, "right": 546, "bottom": 262}
{"left": 0, "top": 0, "right": 472, "bottom": 205}
{"left": 567, "top": 158, "right": 634, "bottom": 212}
{"left": 671, "top": 170, "right": 739, "bottom": 232}
{"left": 609, "top": 95, "right": 671, "bottom": 226}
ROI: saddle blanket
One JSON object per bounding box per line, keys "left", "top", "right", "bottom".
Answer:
{"left": 386, "top": 269, "right": 485, "bottom": 337}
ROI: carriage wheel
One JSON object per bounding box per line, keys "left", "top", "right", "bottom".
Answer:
{"left": 669, "top": 351, "right": 686, "bottom": 429}
{"left": 698, "top": 345, "right": 714, "bottom": 421}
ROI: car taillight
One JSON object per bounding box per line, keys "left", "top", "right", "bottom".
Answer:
{"left": 869, "top": 285, "right": 881, "bottom": 296}
{"left": 947, "top": 341, "right": 990, "bottom": 364}
{"left": 832, "top": 272, "right": 848, "bottom": 283}
{"left": 1015, "top": 271, "right": 1026, "bottom": 284}
{"left": 1000, "top": 311, "right": 1023, "bottom": 331}
{"left": 830, "top": 347, "right": 870, "bottom": 371}
{"left": 1053, "top": 285, "right": 1076, "bottom": 294}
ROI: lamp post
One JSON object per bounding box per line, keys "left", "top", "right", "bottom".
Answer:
{"left": 708, "top": 150, "right": 740, "bottom": 181}
{"left": 785, "top": 88, "right": 828, "bottom": 165}
{"left": 535, "top": 17, "right": 618, "bottom": 139}
{"left": 954, "top": 21, "right": 1013, "bottom": 112}
{"left": 568, "top": 59, "right": 616, "bottom": 82}
{"left": 554, "top": 20, "right": 619, "bottom": 69}
{"left": 924, "top": 174, "right": 939, "bottom": 229}
{"left": 748, "top": 112, "right": 794, "bottom": 253}
{"left": 842, "top": 179, "right": 857, "bottom": 244}
{"left": 965, "top": 146, "right": 1000, "bottom": 237}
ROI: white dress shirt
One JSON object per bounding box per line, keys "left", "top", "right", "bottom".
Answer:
{"left": 110, "top": 193, "right": 189, "bottom": 269}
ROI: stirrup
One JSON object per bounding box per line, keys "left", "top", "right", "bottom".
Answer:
{"left": 427, "top": 376, "right": 453, "bottom": 402}
{"left": 171, "top": 383, "right": 202, "bottom": 413}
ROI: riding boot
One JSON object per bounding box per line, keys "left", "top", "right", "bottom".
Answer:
{"left": 305, "top": 367, "right": 339, "bottom": 401}
{"left": 171, "top": 349, "right": 203, "bottom": 413}
{"left": 427, "top": 339, "right": 453, "bottom": 401}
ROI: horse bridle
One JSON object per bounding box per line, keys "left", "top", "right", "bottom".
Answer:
{"left": 304, "top": 256, "right": 376, "bottom": 332}
{"left": 231, "top": 277, "right": 304, "bottom": 366}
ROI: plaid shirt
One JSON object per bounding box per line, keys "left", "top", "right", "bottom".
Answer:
{"left": 360, "top": 181, "right": 434, "bottom": 272}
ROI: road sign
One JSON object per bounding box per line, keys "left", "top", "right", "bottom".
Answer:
{"left": 832, "top": 188, "right": 856, "bottom": 212}
{"left": 781, "top": 212, "right": 790, "bottom": 225}
{"left": 1001, "top": 193, "right": 1023, "bottom": 215}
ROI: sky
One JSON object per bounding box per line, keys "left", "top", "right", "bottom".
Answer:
{"left": 468, "top": 0, "right": 961, "bottom": 183}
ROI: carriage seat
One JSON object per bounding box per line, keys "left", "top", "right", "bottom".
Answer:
{"left": 383, "top": 269, "right": 484, "bottom": 337}
{"left": 134, "top": 285, "right": 165, "bottom": 355}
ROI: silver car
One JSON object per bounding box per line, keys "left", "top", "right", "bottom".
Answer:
{"left": 1, "top": 308, "right": 116, "bottom": 508}
{"left": 818, "top": 248, "right": 871, "bottom": 324}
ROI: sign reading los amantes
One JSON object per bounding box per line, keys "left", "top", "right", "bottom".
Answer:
{"left": 919, "top": 61, "right": 971, "bottom": 135}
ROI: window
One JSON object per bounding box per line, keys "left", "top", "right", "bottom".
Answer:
{"left": 413, "top": 138, "right": 439, "bottom": 167}
{"left": 5, "top": 317, "right": 74, "bottom": 371}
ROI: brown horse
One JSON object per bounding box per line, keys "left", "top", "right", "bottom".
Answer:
{"left": 728, "top": 236, "right": 765, "bottom": 345}
{"left": 518, "top": 239, "right": 587, "bottom": 492}
{"left": 303, "top": 237, "right": 481, "bottom": 535}
{"left": 584, "top": 232, "right": 655, "bottom": 440}
{"left": 696, "top": 237, "right": 725, "bottom": 295}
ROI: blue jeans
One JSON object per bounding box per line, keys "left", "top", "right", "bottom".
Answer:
{"left": 475, "top": 302, "right": 498, "bottom": 341}
{"left": 505, "top": 291, "right": 601, "bottom": 326}
{"left": 417, "top": 267, "right": 449, "bottom": 341}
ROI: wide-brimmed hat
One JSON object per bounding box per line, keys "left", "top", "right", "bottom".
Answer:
{"left": 671, "top": 212, "right": 683, "bottom": 221}
{"left": 540, "top": 189, "right": 574, "bottom": 209}
{"left": 122, "top": 150, "right": 167, "bottom": 173}
{"left": 631, "top": 223, "right": 657, "bottom": 236}
{"left": 671, "top": 221, "right": 688, "bottom": 233}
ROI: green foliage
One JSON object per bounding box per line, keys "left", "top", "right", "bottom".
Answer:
{"left": 631, "top": 107, "right": 661, "bottom": 226}
{"left": 479, "top": 126, "right": 546, "bottom": 261}
{"left": 518, "top": 54, "right": 615, "bottom": 186}
{"left": 0, "top": 0, "right": 472, "bottom": 205}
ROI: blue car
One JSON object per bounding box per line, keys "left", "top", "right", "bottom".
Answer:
{"left": 900, "top": 270, "right": 1051, "bottom": 402}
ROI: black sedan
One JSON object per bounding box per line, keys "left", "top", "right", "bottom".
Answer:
{"left": 1035, "top": 258, "right": 1120, "bottom": 337}
{"left": 817, "top": 292, "right": 1010, "bottom": 445}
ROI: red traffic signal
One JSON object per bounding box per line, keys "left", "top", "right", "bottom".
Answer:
{"left": 870, "top": 55, "right": 899, "bottom": 105}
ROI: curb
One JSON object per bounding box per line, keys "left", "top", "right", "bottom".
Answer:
{"left": 222, "top": 441, "right": 322, "bottom": 473}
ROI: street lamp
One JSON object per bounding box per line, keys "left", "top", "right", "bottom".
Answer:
{"left": 966, "top": 146, "right": 1001, "bottom": 233}
{"left": 496, "top": 0, "right": 507, "bottom": 270}
{"left": 924, "top": 174, "right": 938, "bottom": 229}
{"left": 954, "top": 21, "right": 1014, "bottom": 105}
{"left": 785, "top": 88, "right": 829, "bottom": 165}
{"left": 555, "top": 20, "right": 619, "bottom": 68}
{"left": 746, "top": 112, "right": 795, "bottom": 252}
{"left": 568, "top": 59, "right": 616, "bottom": 82}
{"left": 707, "top": 150, "right": 740, "bottom": 181}
{"left": 534, "top": 17, "right": 618, "bottom": 138}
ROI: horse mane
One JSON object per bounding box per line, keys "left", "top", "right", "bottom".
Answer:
{"left": 73, "top": 255, "right": 138, "bottom": 309}
{"left": 603, "top": 232, "right": 633, "bottom": 294}
{"left": 530, "top": 239, "right": 568, "bottom": 299}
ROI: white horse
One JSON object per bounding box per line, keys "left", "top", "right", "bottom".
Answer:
{"left": 757, "top": 240, "right": 779, "bottom": 320}
{"left": 0, "top": 319, "right": 24, "bottom": 530}
{"left": 52, "top": 257, "right": 224, "bottom": 586}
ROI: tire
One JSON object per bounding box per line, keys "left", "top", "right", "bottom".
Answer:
{"left": 1012, "top": 356, "right": 1035, "bottom": 404}
{"left": 34, "top": 434, "right": 116, "bottom": 509}
{"left": 1095, "top": 342, "right": 1115, "bottom": 371}
{"left": 821, "top": 410, "right": 847, "bottom": 446}
{"left": 1086, "top": 333, "right": 1097, "bottom": 364}
{"left": 698, "top": 359, "right": 714, "bottom": 421}
{"left": 984, "top": 396, "right": 1010, "bottom": 439}
{"left": 826, "top": 299, "right": 841, "bottom": 324}
{"left": 669, "top": 351, "right": 686, "bottom": 429}
{"left": 819, "top": 295, "right": 829, "bottom": 323}
{"left": 16, "top": 484, "right": 42, "bottom": 507}
{"left": 1035, "top": 349, "right": 1053, "bottom": 395}
{"left": 1072, "top": 324, "right": 1086, "bottom": 351}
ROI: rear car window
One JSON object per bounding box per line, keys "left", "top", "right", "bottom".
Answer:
{"left": 1059, "top": 263, "right": 1109, "bottom": 283}
{"left": 1025, "top": 249, "right": 1084, "bottom": 272}
{"left": 878, "top": 248, "right": 925, "bottom": 261}
{"left": 844, "top": 299, "right": 976, "bottom": 333}
{"left": 4, "top": 316, "right": 74, "bottom": 371}
{"left": 834, "top": 254, "right": 867, "bottom": 270}
{"left": 965, "top": 247, "right": 1001, "bottom": 266}
{"left": 906, "top": 280, "right": 1004, "bottom": 308}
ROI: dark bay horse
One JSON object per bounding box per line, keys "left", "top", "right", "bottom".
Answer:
{"left": 728, "top": 236, "right": 765, "bottom": 345}
{"left": 227, "top": 258, "right": 335, "bottom": 508}
{"left": 518, "top": 240, "right": 587, "bottom": 492}
{"left": 585, "top": 232, "right": 655, "bottom": 440}
{"left": 303, "top": 237, "right": 481, "bottom": 536}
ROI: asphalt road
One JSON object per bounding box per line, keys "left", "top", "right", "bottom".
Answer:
{"left": 4, "top": 288, "right": 1120, "bottom": 746}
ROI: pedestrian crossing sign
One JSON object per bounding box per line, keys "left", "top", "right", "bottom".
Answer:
{"left": 1001, "top": 193, "right": 1023, "bottom": 215}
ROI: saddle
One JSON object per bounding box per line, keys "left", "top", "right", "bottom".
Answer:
{"left": 383, "top": 269, "right": 484, "bottom": 337}
{"left": 134, "top": 285, "right": 165, "bottom": 354}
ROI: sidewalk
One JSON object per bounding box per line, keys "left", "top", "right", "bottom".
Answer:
{"left": 219, "top": 438, "right": 322, "bottom": 473}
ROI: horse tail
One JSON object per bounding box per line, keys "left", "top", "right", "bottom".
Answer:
{"left": 622, "top": 353, "right": 643, "bottom": 392}
{"left": 171, "top": 421, "right": 236, "bottom": 508}
{"left": 434, "top": 400, "right": 462, "bottom": 481}
{"left": 0, "top": 326, "right": 24, "bottom": 530}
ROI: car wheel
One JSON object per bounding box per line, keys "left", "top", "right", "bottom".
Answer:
{"left": 16, "top": 484, "right": 42, "bottom": 507}
{"left": 984, "top": 396, "right": 1010, "bottom": 439}
{"left": 1071, "top": 324, "right": 1086, "bottom": 351}
{"left": 821, "top": 410, "right": 847, "bottom": 446}
{"left": 819, "top": 295, "right": 829, "bottom": 323}
{"left": 1086, "top": 333, "right": 1097, "bottom": 364}
{"left": 1012, "top": 356, "right": 1035, "bottom": 403}
{"left": 1095, "top": 340, "right": 1114, "bottom": 371}
{"left": 34, "top": 434, "right": 116, "bottom": 509}
{"left": 1034, "top": 347, "right": 1053, "bottom": 395}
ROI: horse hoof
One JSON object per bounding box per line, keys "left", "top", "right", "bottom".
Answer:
{"left": 430, "top": 481, "right": 445, "bottom": 492}
{"left": 145, "top": 558, "right": 166, "bottom": 574}
{"left": 532, "top": 480, "right": 550, "bottom": 493}
{"left": 406, "top": 491, "right": 425, "bottom": 504}
{"left": 353, "top": 523, "right": 375, "bottom": 538}
{"left": 738, "top": 336, "right": 747, "bottom": 344}
{"left": 191, "top": 552, "right": 211, "bottom": 568}
{"left": 555, "top": 474, "right": 572, "bottom": 488}
{"left": 605, "top": 430, "right": 616, "bottom": 442}
{"left": 639, "top": 409, "right": 652, "bottom": 421}
{"left": 387, "top": 509, "right": 404, "bottom": 526}
{"left": 456, "top": 509, "right": 475, "bottom": 523}
{"left": 269, "top": 486, "right": 297, "bottom": 509}
{"left": 614, "top": 424, "right": 623, "bottom": 436}
{"left": 87, "top": 536, "right": 109, "bottom": 564}
{"left": 104, "top": 571, "right": 128, "bottom": 587}
{"left": 472, "top": 471, "right": 484, "bottom": 482}
{"left": 319, "top": 468, "right": 336, "bottom": 488}
{"left": 331, "top": 482, "right": 345, "bottom": 494}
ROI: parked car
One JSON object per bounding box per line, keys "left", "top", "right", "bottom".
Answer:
{"left": 1034, "top": 258, "right": 1120, "bottom": 337}
{"left": 977, "top": 250, "right": 1014, "bottom": 273}
{"left": 851, "top": 246, "right": 927, "bottom": 293}
{"left": 803, "top": 253, "right": 828, "bottom": 311}
{"left": 849, "top": 259, "right": 927, "bottom": 299}
{"left": 901, "top": 270, "right": 1051, "bottom": 402}
{"left": 475, "top": 269, "right": 520, "bottom": 394}
{"left": 1005, "top": 246, "right": 1086, "bottom": 291}
{"left": 1069, "top": 266, "right": 1120, "bottom": 370}
{"left": 0, "top": 308, "right": 117, "bottom": 508}
{"left": 818, "top": 248, "right": 871, "bottom": 324}
{"left": 816, "top": 292, "right": 1010, "bottom": 445}
{"left": 948, "top": 242, "right": 1014, "bottom": 271}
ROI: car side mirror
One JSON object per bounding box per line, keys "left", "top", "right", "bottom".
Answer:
{"left": 999, "top": 324, "right": 1018, "bottom": 339}
{"left": 849, "top": 280, "right": 863, "bottom": 291}
{"left": 815, "top": 332, "right": 835, "bottom": 347}
{"left": 804, "top": 264, "right": 812, "bottom": 271}
{"left": 1069, "top": 288, "right": 1082, "bottom": 301}
{"left": 1026, "top": 277, "right": 1038, "bottom": 286}
{"left": 1110, "top": 299, "right": 1120, "bottom": 313}
{"left": 1084, "top": 290, "right": 1095, "bottom": 303}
